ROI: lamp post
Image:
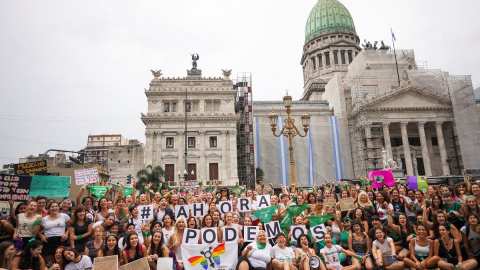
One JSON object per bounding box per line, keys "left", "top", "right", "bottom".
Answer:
{"left": 446, "top": 156, "right": 452, "bottom": 175}
{"left": 268, "top": 93, "right": 310, "bottom": 186}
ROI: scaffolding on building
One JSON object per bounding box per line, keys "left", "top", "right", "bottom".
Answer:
{"left": 234, "top": 73, "right": 255, "bottom": 188}
{"left": 347, "top": 76, "right": 384, "bottom": 176}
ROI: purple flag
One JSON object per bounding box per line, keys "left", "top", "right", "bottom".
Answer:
{"left": 369, "top": 169, "right": 394, "bottom": 189}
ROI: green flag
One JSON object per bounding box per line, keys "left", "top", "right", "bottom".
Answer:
{"left": 114, "top": 185, "right": 133, "bottom": 196}
{"left": 88, "top": 186, "right": 107, "bottom": 198}
{"left": 288, "top": 204, "right": 310, "bottom": 216}
{"left": 307, "top": 214, "right": 334, "bottom": 227}
{"left": 280, "top": 209, "right": 293, "bottom": 228}
{"left": 252, "top": 205, "right": 278, "bottom": 223}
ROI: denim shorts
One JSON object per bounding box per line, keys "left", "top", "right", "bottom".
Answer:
{"left": 385, "top": 255, "right": 397, "bottom": 265}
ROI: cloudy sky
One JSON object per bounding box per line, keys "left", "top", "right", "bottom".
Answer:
{"left": 1, "top": 0, "right": 479, "bottom": 168}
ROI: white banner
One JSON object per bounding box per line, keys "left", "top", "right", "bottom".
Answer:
{"left": 181, "top": 242, "right": 238, "bottom": 270}
{"left": 74, "top": 167, "right": 99, "bottom": 185}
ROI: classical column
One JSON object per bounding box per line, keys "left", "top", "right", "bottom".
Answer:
{"left": 199, "top": 131, "right": 206, "bottom": 182}
{"left": 221, "top": 130, "right": 228, "bottom": 181}
{"left": 400, "top": 122, "right": 414, "bottom": 175}
{"left": 435, "top": 121, "right": 450, "bottom": 175}
{"left": 364, "top": 125, "right": 374, "bottom": 169}
{"left": 322, "top": 52, "right": 327, "bottom": 68}
{"left": 145, "top": 132, "right": 154, "bottom": 166}
{"left": 417, "top": 122, "right": 432, "bottom": 176}
{"left": 177, "top": 131, "right": 185, "bottom": 181}
{"left": 382, "top": 122, "right": 392, "bottom": 156}
{"left": 229, "top": 130, "right": 238, "bottom": 184}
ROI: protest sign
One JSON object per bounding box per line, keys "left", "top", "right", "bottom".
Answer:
{"left": 407, "top": 175, "right": 428, "bottom": 190}
{"left": 323, "top": 198, "right": 337, "bottom": 212}
{"left": 94, "top": 255, "right": 118, "bottom": 270}
{"left": 88, "top": 186, "right": 107, "bottom": 198}
{"left": 176, "top": 205, "right": 190, "bottom": 219}
{"left": 138, "top": 205, "right": 154, "bottom": 221}
{"left": 74, "top": 168, "right": 99, "bottom": 185}
{"left": 119, "top": 257, "right": 148, "bottom": 270}
{"left": 29, "top": 175, "right": 70, "bottom": 198}
{"left": 201, "top": 228, "right": 218, "bottom": 244}
{"left": 338, "top": 197, "right": 355, "bottom": 211}
{"left": 0, "top": 174, "right": 31, "bottom": 201}
{"left": 180, "top": 181, "right": 199, "bottom": 190}
{"left": 310, "top": 224, "right": 327, "bottom": 242}
{"left": 243, "top": 226, "right": 258, "bottom": 242}
{"left": 183, "top": 229, "right": 201, "bottom": 244}
{"left": 14, "top": 161, "right": 47, "bottom": 176}
{"left": 218, "top": 201, "right": 232, "bottom": 214}
{"left": 222, "top": 226, "right": 239, "bottom": 243}
{"left": 265, "top": 221, "right": 281, "bottom": 239}
{"left": 192, "top": 203, "right": 205, "bottom": 218}
{"left": 290, "top": 225, "right": 307, "bottom": 242}
{"left": 369, "top": 169, "right": 395, "bottom": 188}
{"left": 238, "top": 197, "right": 251, "bottom": 212}
{"left": 256, "top": 195, "right": 271, "bottom": 209}
{"left": 157, "top": 258, "right": 173, "bottom": 270}
{"left": 182, "top": 242, "right": 238, "bottom": 270}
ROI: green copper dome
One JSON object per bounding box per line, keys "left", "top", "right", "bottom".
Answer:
{"left": 305, "top": 0, "right": 356, "bottom": 43}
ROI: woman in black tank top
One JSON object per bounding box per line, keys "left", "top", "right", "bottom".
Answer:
{"left": 434, "top": 223, "right": 477, "bottom": 270}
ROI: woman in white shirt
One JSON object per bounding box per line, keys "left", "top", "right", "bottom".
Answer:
{"left": 63, "top": 246, "right": 93, "bottom": 270}
{"left": 271, "top": 233, "right": 297, "bottom": 270}
{"left": 13, "top": 201, "right": 41, "bottom": 246}
{"left": 237, "top": 230, "right": 272, "bottom": 270}
{"left": 371, "top": 228, "right": 405, "bottom": 270}
{"left": 320, "top": 233, "right": 358, "bottom": 270}
{"left": 38, "top": 202, "right": 71, "bottom": 263}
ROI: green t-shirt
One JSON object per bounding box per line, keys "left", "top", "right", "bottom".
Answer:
{"left": 444, "top": 201, "right": 461, "bottom": 213}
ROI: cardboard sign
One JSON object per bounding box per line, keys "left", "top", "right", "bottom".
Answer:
{"left": 157, "top": 258, "right": 173, "bottom": 270}
{"left": 290, "top": 225, "right": 307, "bottom": 242}
{"left": 243, "top": 226, "right": 258, "bottom": 242}
{"left": 222, "top": 226, "right": 239, "bottom": 243}
{"left": 0, "top": 174, "right": 31, "bottom": 201}
{"left": 338, "top": 197, "right": 355, "bottom": 211}
{"left": 29, "top": 175, "right": 70, "bottom": 198}
{"left": 137, "top": 205, "right": 154, "bottom": 221}
{"left": 265, "top": 221, "right": 281, "bottom": 239}
{"left": 175, "top": 205, "right": 190, "bottom": 219}
{"left": 238, "top": 197, "right": 252, "bottom": 212}
{"left": 14, "top": 161, "right": 47, "bottom": 176}
{"left": 310, "top": 224, "right": 327, "bottom": 242}
{"left": 218, "top": 201, "right": 232, "bottom": 214}
{"left": 201, "top": 228, "right": 218, "bottom": 244}
{"left": 183, "top": 228, "right": 200, "bottom": 244}
{"left": 74, "top": 167, "right": 99, "bottom": 185}
{"left": 256, "top": 195, "right": 271, "bottom": 209}
{"left": 94, "top": 255, "right": 118, "bottom": 270}
{"left": 191, "top": 203, "right": 205, "bottom": 218}
{"left": 119, "top": 257, "right": 149, "bottom": 270}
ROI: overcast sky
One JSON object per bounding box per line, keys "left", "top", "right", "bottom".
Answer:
{"left": 1, "top": 0, "right": 479, "bottom": 168}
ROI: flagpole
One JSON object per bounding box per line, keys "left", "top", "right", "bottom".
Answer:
{"left": 391, "top": 28, "right": 400, "bottom": 87}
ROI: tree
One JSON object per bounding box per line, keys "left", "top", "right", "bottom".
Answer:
{"left": 136, "top": 165, "right": 166, "bottom": 191}
{"left": 256, "top": 167, "right": 265, "bottom": 183}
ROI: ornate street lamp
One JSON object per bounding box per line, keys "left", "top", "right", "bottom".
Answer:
{"left": 269, "top": 93, "right": 310, "bottom": 186}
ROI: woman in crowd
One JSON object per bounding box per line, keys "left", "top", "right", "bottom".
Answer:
{"left": 350, "top": 208, "right": 369, "bottom": 233}
{"left": 68, "top": 206, "right": 92, "bottom": 255}
{"left": 355, "top": 191, "right": 375, "bottom": 226}
{"left": 320, "top": 233, "right": 359, "bottom": 270}
{"left": 0, "top": 215, "right": 14, "bottom": 244}
{"left": 10, "top": 239, "right": 45, "bottom": 270}
{"left": 125, "top": 232, "right": 147, "bottom": 264}
{"left": 348, "top": 220, "right": 373, "bottom": 270}
{"left": 413, "top": 190, "right": 430, "bottom": 214}
{"left": 8, "top": 200, "right": 26, "bottom": 229}
{"left": 374, "top": 191, "right": 392, "bottom": 226}
{"left": 0, "top": 241, "right": 15, "bottom": 270}
{"left": 93, "top": 213, "right": 116, "bottom": 233}
{"left": 371, "top": 228, "right": 405, "bottom": 270}
{"left": 460, "top": 196, "right": 479, "bottom": 222}
{"left": 387, "top": 210, "right": 414, "bottom": 259}
{"left": 434, "top": 223, "right": 477, "bottom": 270}
{"left": 186, "top": 217, "right": 198, "bottom": 230}
{"left": 424, "top": 210, "right": 461, "bottom": 240}
{"left": 271, "top": 233, "right": 297, "bottom": 270}
{"left": 460, "top": 213, "right": 480, "bottom": 261}
{"left": 237, "top": 230, "right": 272, "bottom": 270}
{"left": 38, "top": 202, "right": 70, "bottom": 263}
{"left": 169, "top": 216, "right": 186, "bottom": 270}
{"left": 162, "top": 214, "right": 175, "bottom": 244}
{"left": 147, "top": 230, "right": 172, "bottom": 270}
{"left": 294, "top": 234, "right": 322, "bottom": 270}
{"left": 212, "top": 211, "right": 223, "bottom": 227}
{"left": 220, "top": 212, "right": 244, "bottom": 245}
{"left": 97, "top": 233, "right": 128, "bottom": 266}
{"left": 402, "top": 223, "right": 439, "bottom": 270}
{"left": 49, "top": 246, "right": 66, "bottom": 270}
{"left": 13, "top": 201, "right": 41, "bottom": 247}
{"left": 425, "top": 195, "right": 444, "bottom": 222}
{"left": 60, "top": 199, "right": 72, "bottom": 216}
{"left": 62, "top": 247, "right": 93, "bottom": 270}
{"left": 84, "top": 226, "right": 104, "bottom": 262}
{"left": 124, "top": 205, "right": 146, "bottom": 245}
{"left": 76, "top": 185, "right": 97, "bottom": 222}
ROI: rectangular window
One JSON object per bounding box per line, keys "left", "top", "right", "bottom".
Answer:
{"left": 210, "top": 136, "right": 217, "bottom": 147}
{"left": 192, "top": 101, "right": 199, "bottom": 112}
{"left": 348, "top": 51, "right": 353, "bottom": 63}
{"left": 214, "top": 101, "right": 220, "bottom": 111}
{"left": 205, "top": 101, "right": 212, "bottom": 112}
{"left": 165, "top": 164, "right": 174, "bottom": 182}
{"left": 325, "top": 53, "right": 330, "bottom": 66}
{"left": 166, "top": 137, "right": 174, "bottom": 148}
{"left": 188, "top": 137, "right": 196, "bottom": 148}
{"left": 318, "top": 54, "right": 323, "bottom": 68}
{"left": 164, "top": 102, "right": 170, "bottom": 112}
{"left": 172, "top": 102, "right": 177, "bottom": 112}
{"left": 431, "top": 137, "right": 438, "bottom": 146}
{"left": 334, "top": 51, "right": 339, "bottom": 64}
{"left": 311, "top": 57, "right": 316, "bottom": 70}
{"left": 185, "top": 102, "right": 191, "bottom": 112}
{"left": 341, "top": 51, "right": 346, "bottom": 64}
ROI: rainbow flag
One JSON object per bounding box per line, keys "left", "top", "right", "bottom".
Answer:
{"left": 407, "top": 175, "right": 428, "bottom": 190}
{"left": 188, "top": 256, "right": 208, "bottom": 269}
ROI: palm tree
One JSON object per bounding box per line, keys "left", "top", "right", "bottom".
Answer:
{"left": 136, "top": 165, "right": 166, "bottom": 191}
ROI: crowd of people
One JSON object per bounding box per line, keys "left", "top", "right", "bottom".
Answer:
{"left": 0, "top": 170, "right": 478, "bottom": 270}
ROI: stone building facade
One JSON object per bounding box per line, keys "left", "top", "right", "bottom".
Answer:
{"left": 142, "top": 68, "right": 239, "bottom": 186}
{"left": 106, "top": 139, "right": 145, "bottom": 185}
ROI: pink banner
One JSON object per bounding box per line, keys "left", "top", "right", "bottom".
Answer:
{"left": 369, "top": 169, "right": 395, "bottom": 188}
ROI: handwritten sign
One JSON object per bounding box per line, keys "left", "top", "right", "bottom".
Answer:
{"left": 94, "top": 255, "right": 118, "bottom": 270}
{"left": 29, "top": 175, "right": 70, "bottom": 198}
{"left": 14, "top": 161, "right": 47, "bottom": 176}
{"left": 179, "top": 181, "right": 199, "bottom": 190}
{"left": 119, "top": 257, "right": 149, "bottom": 270}
{"left": 0, "top": 174, "right": 31, "bottom": 201}
{"left": 74, "top": 168, "right": 99, "bottom": 185}
{"left": 338, "top": 197, "right": 355, "bottom": 211}
{"left": 323, "top": 198, "right": 337, "bottom": 212}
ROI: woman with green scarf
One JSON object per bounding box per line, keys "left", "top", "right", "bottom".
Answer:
{"left": 237, "top": 230, "right": 272, "bottom": 270}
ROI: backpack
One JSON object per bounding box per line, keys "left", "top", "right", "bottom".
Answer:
{"left": 169, "top": 249, "right": 179, "bottom": 270}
